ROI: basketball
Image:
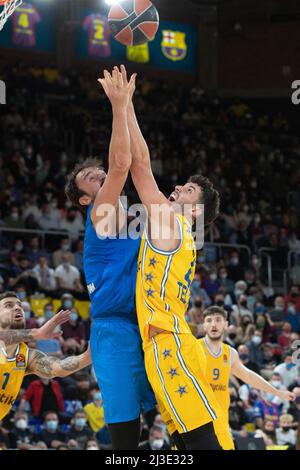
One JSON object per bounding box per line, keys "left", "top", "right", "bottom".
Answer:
{"left": 108, "top": 0, "right": 159, "bottom": 47}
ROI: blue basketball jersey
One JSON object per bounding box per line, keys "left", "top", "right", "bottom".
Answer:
{"left": 83, "top": 205, "right": 140, "bottom": 322}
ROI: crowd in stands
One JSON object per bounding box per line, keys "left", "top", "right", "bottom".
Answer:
{"left": 0, "top": 61, "right": 299, "bottom": 449}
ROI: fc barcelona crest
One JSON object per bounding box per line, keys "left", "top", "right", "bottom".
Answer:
{"left": 16, "top": 353, "right": 26, "bottom": 368}
{"left": 161, "top": 30, "right": 187, "bottom": 62}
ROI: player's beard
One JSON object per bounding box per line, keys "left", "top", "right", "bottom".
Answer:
{"left": 10, "top": 320, "right": 26, "bottom": 329}
{"left": 208, "top": 333, "right": 223, "bottom": 342}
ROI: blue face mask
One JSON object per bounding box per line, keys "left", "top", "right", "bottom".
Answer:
{"left": 256, "top": 306, "right": 265, "bottom": 314}
{"left": 18, "top": 292, "right": 26, "bottom": 301}
{"left": 63, "top": 300, "right": 73, "bottom": 309}
{"left": 70, "top": 312, "right": 78, "bottom": 322}
{"left": 45, "top": 310, "right": 53, "bottom": 320}
{"left": 75, "top": 418, "right": 86, "bottom": 428}
{"left": 239, "top": 354, "right": 249, "bottom": 361}
{"left": 94, "top": 392, "right": 102, "bottom": 402}
{"left": 25, "top": 311, "right": 31, "bottom": 320}
{"left": 286, "top": 363, "right": 296, "bottom": 370}
{"left": 46, "top": 420, "right": 58, "bottom": 432}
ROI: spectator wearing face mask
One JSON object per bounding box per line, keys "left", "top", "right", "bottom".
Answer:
{"left": 61, "top": 307, "right": 86, "bottom": 353}
{"left": 55, "top": 254, "right": 84, "bottom": 295}
{"left": 228, "top": 388, "right": 248, "bottom": 436}
{"left": 190, "top": 273, "right": 211, "bottom": 307}
{"left": 203, "top": 270, "right": 220, "bottom": 297}
{"left": 225, "top": 325, "right": 243, "bottom": 348}
{"left": 60, "top": 208, "right": 84, "bottom": 241}
{"left": 22, "top": 300, "right": 39, "bottom": 329}
{"left": 275, "top": 414, "right": 297, "bottom": 447}
{"left": 84, "top": 385, "right": 105, "bottom": 433}
{"left": 65, "top": 410, "right": 94, "bottom": 449}
{"left": 139, "top": 425, "right": 171, "bottom": 450}
{"left": 19, "top": 377, "right": 64, "bottom": 420}
{"left": 34, "top": 411, "right": 66, "bottom": 449}
{"left": 245, "top": 329, "right": 265, "bottom": 370}
{"left": 253, "top": 391, "right": 281, "bottom": 429}
{"left": 32, "top": 255, "right": 57, "bottom": 293}
{"left": 286, "top": 301, "right": 300, "bottom": 332}
{"left": 226, "top": 251, "right": 244, "bottom": 282}
{"left": 52, "top": 237, "right": 75, "bottom": 268}
{"left": 218, "top": 267, "right": 235, "bottom": 295}
{"left": 233, "top": 280, "right": 248, "bottom": 303}
{"left": 237, "top": 344, "right": 260, "bottom": 374}
{"left": 285, "top": 285, "right": 300, "bottom": 313}
{"left": 231, "top": 294, "right": 254, "bottom": 326}
{"left": 262, "top": 419, "right": 277, "bottom": 446}
{"left": 274, "top": 352, "right": 299, "bottom": 388}
{"left": 277, "top": 322, "right": 293, "bottom": 352}
{"left": 8, "top": 411, "right": 34, "bottom": 450}
{"left": 187, "top": 297, "right": 204, "bottom": 338}
{"left": 34, "top": 305, "right": 63, "bottom": 357}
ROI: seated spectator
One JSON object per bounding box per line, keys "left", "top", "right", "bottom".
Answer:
{"left": 190, "top": 273, "right": 211, "bottom": 307}
{"left": 237, "top": 344, "right": 260, "bottom": 374}
{"left": 8, "top": 411, "right": 34, "bottom": 450}
{"left": 225, "top": 324, "right": 243, "bottom": 348}
{"left": 228, "top": 387, "right": 248, "bottom": 434}
{"left": 55, "top": 254, "right": 84, "bottom": 294}
{"left": 27, "top": 236, "right": 49, "bottom": 266}
{"left": 22, "top": 301, "right": 39, "bottom": 329}
{"left": 284, "top": 285, "right": 300, "bottom": 312}
{"left": 262, "top": 419, "right": 277, "bottom": 446}
{"left": 33, "top": 255, "right": 57, "bottom": 293}
{"left": 84, "top": 385, "right": 105, "bottom": 433}
{"left": 19, "top": 377, "right": 64, "bottom": 420}
{"left": 286, "top": 301, "right": 300, "bottom": 332}
{"left": 60, "top": 208, "right": 84, "bottom": 241}
{"left": 139, "top": 425, "right": 171, "bottom": 450}
{"left": 275, "top": 414, "right": 297, "bottom": 447}
{"left": 74, "top": 237, "right": 84, "bottom": 272}
{"left": 61, "top": 307, "right": 86, "bottom": 353}
{"left": 274, "top": 352, "right": 299, "bottom": 388}
{"left": 65, "top": 410, "right": 94, "bottom": 449}
{"left": 52, "top": 237, "right": 75, "bottom": 268}
{"left": 277, "top": 322, "right": 293, "bottom": 352}
{"left": 96, "top": 424, "right": 112, "bottom": 448}
{"left": 218, "top": 267, "right": 235, "bottom": 295}
{"left": 226, "top": 250, "right": 244, "bottom": 282}
{"left": 253, "top": 392, "right": 281, "bottom": 428}
{"left": 203, "top": 269, "right": 220, "bottom": 297}
{"left": 34, "top": 411, "right": 66, "bottom": 449}
{"left": 231, "top": 294, "right": 254, "bottom": 326}
{"left": 245, "top": 329, "right": 265, "bottom": 369}
{"left": 268, "top": 296, "right": 286, "bottom": 330}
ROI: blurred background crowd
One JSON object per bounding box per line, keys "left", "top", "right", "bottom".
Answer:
{"left": 0, "top": 62, "right": 299, "bottom": 450}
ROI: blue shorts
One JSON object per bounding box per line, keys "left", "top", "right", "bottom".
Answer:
{"left": 90, "top": 318, "right": 156, "bottom": 424}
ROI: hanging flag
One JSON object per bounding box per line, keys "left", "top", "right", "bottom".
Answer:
{"left": 161, "top": 30, "right": 187, "bottom": 61}
{"left": 12, "top": 1, "right": 41, "bottom": 48}
{"left": 83, "top": 13, "right": 111, "bottom": 58}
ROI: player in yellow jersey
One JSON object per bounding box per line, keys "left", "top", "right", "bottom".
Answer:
{"left": 199, "top": 306, "right": 296, "bottom": 450}
{"left": 0, "top": 291, "right": 91, "bottom": 421}
{"left": 114, "top": 65, "right": 222, "bottom": 450}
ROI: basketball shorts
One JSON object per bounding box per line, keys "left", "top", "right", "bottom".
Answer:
{"left": 90, "top": 318, "right": 156, "bottom": 424}
{"left": 144, "top": 331, "right": 222, "bottom": 435}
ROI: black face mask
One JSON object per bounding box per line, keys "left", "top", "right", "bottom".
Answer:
{"left": 264, "top": 429, "right": 274, "bottom": 436}
{"left": 216, "top": 300, "right": 224, "bottom": 307}
{"left": 195, "top": 301, "right": 202, "bottom": 308}
{"left": 240, "top": 301, "right": 247, "bottom": 308}
{"left": 228, "top": 333, "right": 236, "bottom": 340}
{"left": 281, "top": 427, "right": 290, "bottom": 433}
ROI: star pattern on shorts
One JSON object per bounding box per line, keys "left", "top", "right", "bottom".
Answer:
{"left": 146, "top": 288, "right": 155, "bottom": 298}
{"left": 149, "top": 257, "right": 157, "bottom": 268}
{"left": 176, "top": 386, "right": 187, "bottom": 397}
{"left": 145, "top": 272, "right": 154, "bottom": 283}
{"left": 162, "top": 349, "right": 172, "bottom": 359}
{"left": 167, "top": 367, "right": 179, "bottom": 379}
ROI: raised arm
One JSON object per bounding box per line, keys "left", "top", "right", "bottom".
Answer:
{"left": 91, "top": 68, "right": 136, "bottom": 235}
{"left": 26, "top": 343, "right": 91, "bottom": 378}
{"left": 120, "top": 65, "right": 179, "bottom": 251}
{"left": 231, "top": 348, "right": 296, "bottom": 402}
{"left": 0, "top": 310, "right": 71, "bottom": 346}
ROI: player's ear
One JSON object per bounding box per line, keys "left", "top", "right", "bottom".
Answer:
{"left": 79, "top": 194, "right": 92, "bottom": 206}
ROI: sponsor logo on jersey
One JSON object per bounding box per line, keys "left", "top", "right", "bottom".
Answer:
{"left": 16, "top": 353, "right": 26, "bottom": 368}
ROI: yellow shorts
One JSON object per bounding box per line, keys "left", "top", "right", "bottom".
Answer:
{"left": 213, "top": 416, "right": 235, "bottom": 450}
{"left": 144, "top": 332, "right": 222, "bottom": 435}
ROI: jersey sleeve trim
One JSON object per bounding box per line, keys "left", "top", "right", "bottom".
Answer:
{"left": 144, "top": 216, "right": 183, "bottom": 256}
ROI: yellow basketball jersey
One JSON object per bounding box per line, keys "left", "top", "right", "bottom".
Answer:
{"left": 136, "top": 214, "right": 196, "bottom": 346}
{"left": 0, "top": 343, "right": 29, "bottom": 420}
{"left": 198, "top": 338, "right": 231, "bottom": 414}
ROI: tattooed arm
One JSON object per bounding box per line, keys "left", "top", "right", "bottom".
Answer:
{"left": 26, "top": 344, "right": 91, "bottom": 378}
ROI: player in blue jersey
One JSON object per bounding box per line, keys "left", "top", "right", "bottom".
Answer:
{"left": 65, "top": 67, "right": 156, "bottom": 450}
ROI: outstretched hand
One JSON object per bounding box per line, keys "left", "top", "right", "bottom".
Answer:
{"left": 98, "top": 65, "right": 137, "bottom": 109}
{"left": 35, "top": 310, "right": 71, "bottom": 341}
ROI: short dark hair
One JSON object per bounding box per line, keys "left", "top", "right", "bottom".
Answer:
{"left": 0, "top": 291, "right": 18, "bottom": 302}
{"left": 65, "top": 158, "right": 104, "bottom": 208}
{"left": 203, "top": 306, "right": 228, "bottom": 321}
{"left": 188, "top": 175, "right": 220, "bottom": 225}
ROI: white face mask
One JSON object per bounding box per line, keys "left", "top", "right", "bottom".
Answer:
{"left": 87, "top": 447, "right": 98, "bottom": 450}
{"left": 252, "top": 335, "right": 262, "bottom": 345}
{"left": 16, "top": 419, "right": 28, "bottom": 430}
{"left": 151, "top": 439, "right": 164, "bottom": 450}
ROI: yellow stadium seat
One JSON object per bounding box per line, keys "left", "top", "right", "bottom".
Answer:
{"left": 74, "top": 300, "right": 91, "bottom": 320}
{"left": 30, "top": 297, "right": 51, "bottom": 317}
